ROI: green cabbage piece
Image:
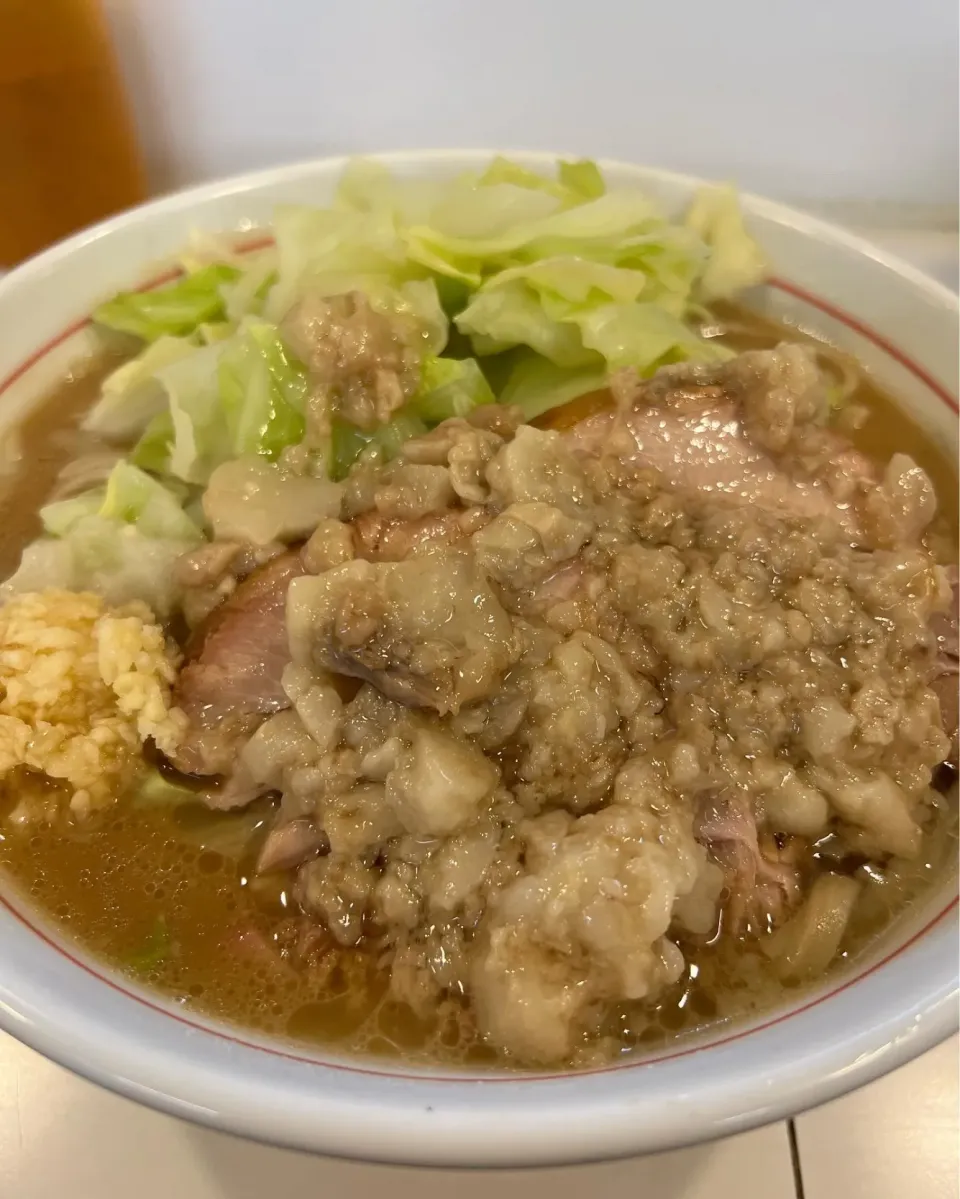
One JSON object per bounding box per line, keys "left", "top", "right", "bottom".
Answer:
{"left": 131, "top": 412, "right": 175, "bottom": 474}
{"left": 456, "top": 281, "right": 720, "bottom": 374}
{"left": 37, "top": 491, "right": 104, "bottom": 537}
{"left": 453, "top": 218, "right": 735, "bottom": 379}
{"left": 574, "top": 301, "right": 732, "bottom": 370}
{"left": 8, "top": 462, "right": 200, "bottom": 613}
{"left": 262, "top": 209, "right": 450, "bottom": 351}
{"left": 477, "top": 156, "right": 607, "bottom": 205}
{"left": 8, "top": 464, "right": 204, "bottom": 615}
{"left": 129, "top": 320, "right": 310, "bottom": 484}
{"left": 456, "top": 281, "right": 597, "bottom": 367}
{"left": 263, "top": 203, "right": 414, "bottom": 320}
{"left": 134, "top": 771, "right": 197, "bottom": 808}
{"left": 149, "top": 340, "right": 225, "bottom": 484}
{"left": 413, "top": 356, "right": 495, "bottom": 423}
{"left": 93, "top": 264, "right": 240, "bottom": 342}
{"left": 197, "top": 322, "right": 235, "bottom": 345}
{"left": 217, "top": 319, "right": 308, "bottom": 460}
{"left": 329, "top": 407, "right": 430, "bottom": 481}
{"left": 328, "top": 356, "right": 492, "bottom": 478}
{"left": 556, "top": 159, "right": 606, "bottom": 201}
{"left": 498, "top": 355, "right": 608, "bottom": 422}
{"left": 82, "top": 336, "right": 197, "bottom": 439}
{"left": 40, "top": 462, "right": 201, "bottom": 543}
{"left": 685, "top": 185, "right": 767, "bottom": 302}
{"left": 408, "top": 188, "right": 663, "bottom": 273}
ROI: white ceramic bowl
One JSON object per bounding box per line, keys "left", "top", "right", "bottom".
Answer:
{"left": 0, "top": 152, "right": 956, "bottom": 1168}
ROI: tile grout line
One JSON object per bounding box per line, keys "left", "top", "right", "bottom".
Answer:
{"left": 788, "top": 1119, "right": 807, "bottom": 1199}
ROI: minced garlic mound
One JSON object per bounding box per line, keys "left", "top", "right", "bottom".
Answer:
{"left": 0, "top": 590, "right": 186, "bottom": 818}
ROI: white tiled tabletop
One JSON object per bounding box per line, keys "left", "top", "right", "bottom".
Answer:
{"left": 0, "top": 231, "right": 956, "bottom": 1199}
{"left": 0, "top": 1028, "right": 955, "bottom": 1198}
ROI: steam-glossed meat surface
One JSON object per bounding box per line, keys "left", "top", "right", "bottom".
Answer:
{"left": 351, "top": 510, "right": 466, "bottom": 562}
{"left": 171, "top": 551, "right": 307, "bottom": 775}
{"left": 287, "top": 550, "right": 518, "bottom": 713}
{"left": 281, "top": 290, "right": 423, "bottom": 433}
{"left": 566, "top": 344, "right": 876, "bottom": 535}
{"left": 694, "top": 793, "right": 800, "bottom": 932}
{"left": 571, "top": 401, "right": 844, "bottom": 517}
{"left": 256, "top": 818, "right": 329, "bottom": 874}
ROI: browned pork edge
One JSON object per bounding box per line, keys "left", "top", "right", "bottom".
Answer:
{"left": 170, "top": 550, "right": 308, "bottom": 776}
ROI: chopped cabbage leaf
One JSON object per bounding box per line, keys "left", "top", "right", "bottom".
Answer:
{"left": 455, "top": 281, "right": 720, "bottom": 375}
{"left": 93, "top": 264, "right": 240, "bottom": 342}
{"left": 6, "top": 517, "right": 196, "bottom": 616}
{"left": 129, "top": 320, "right": 309, "bottom": 484}
{"left": 263, "top": 204, "right": 413, "bottom": 321}
{"left": 498, "top": 355, "right": 607, "bottom": 422}
{"left": 221, "top": 257, "right": 277, "bottom": 323}
{"left": 16, "top": 465, "right": 203, "bottom": 615}
{"left": 99, "top": 462, "right": 201, "bottom": 540}
{"left": 329, "top": 418, "right": 375, "bottom": 482}
{"left": 478, "top": 156, "right": 607, "bottom": 205}
{"left": 368, "top": 407, "right": 428, "bottom": 458}
{"left": 329, "top": 407, "right": 428, "bottom": 481}
{"left": 556, "top": 159, "right": 606, "bottom": 201}
{"left": 41, "top": 462, "right": 201, "bottom": 543}
{"left": 217, "top": 319, "right": 308, "bottom": 460}
{"left": 413, "top": 356, "right": 495, "bottom": 423}
{"left": 2, "top": 522, "right": 194, "bottom": 618}
{"left": 152, "top": 341, "right": 225, "bottom": 483}
{"left": 131, "top": 412, "right": 175, "bottom": 474}
{"left": 456, "top": 280, "right": 598, "bottom": 367}
{"left": 478, "top": 157, "right": 573, "bottom": 201}
{"left": 407, "top": 188, "right": 659, "bottom": 273}
{"left": 686, "top": 185, "right": 767, "bottom": 302}
{"left": 38, "top": 491, "right": 104, "bottom": 537}
{"left": 83, "top": 336, "right": 196, "bottom": 439}
{"left": 574, "top": 301, "right": 732, "bottom": 370}
{"left": 487, "top": 256, "right": 651, "bottom": 308}
{"left": 197, "top": 322, "right": 235, "bottom": 345}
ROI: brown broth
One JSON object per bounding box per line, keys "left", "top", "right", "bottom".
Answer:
{"left": 0, "top": 350, "right": 125, "bottom": 578}
{"left": 0, "top": 311, "right": 956, "bottom": 1069}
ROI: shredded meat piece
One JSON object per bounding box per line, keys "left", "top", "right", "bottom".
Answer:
{"left": 465, "top": 403, "right": 524, "bottom": 438}
{"left": 351, "top": 511, "right": 466, "bottom": 562}
{"left": 257, "top": 818, "right": 329, "bottom": 874}
{"left": 566, "top": 345, "right": 888, "bottom": 542}
{"left": 470, "top": 785, "right": 705, "bottom": 1063}
{"left": 174, "top": 541, "right": 243, "bottom": 588}
{"left": 171, "top": 550, "right": 308, "bottom": 775}
{"left": 282, "top": 290, "right": 423, "bottom": 433}
{"left": 287, "top": 550, "right": 518, "bottom": 713}
{"left": 175, "top": 539, "right": 290, "bottom": 630}
{"left": 694, "top": 793, "right": 801, "bottom": 932}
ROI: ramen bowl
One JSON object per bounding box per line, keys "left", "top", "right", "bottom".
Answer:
{"left": 0, "top": 151, "right": 956, "bottom": 1167}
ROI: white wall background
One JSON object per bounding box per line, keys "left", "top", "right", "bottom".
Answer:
{"left": 102, "top": 0, "right": 958, "bottom": 209}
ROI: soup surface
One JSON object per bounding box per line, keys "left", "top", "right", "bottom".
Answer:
{"left": 1, "top": 306, "right": 956, "bottom": 1069}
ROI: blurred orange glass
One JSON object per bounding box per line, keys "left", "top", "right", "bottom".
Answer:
{"left": 0, "top": 0, "right": 146, "bottom": 267}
